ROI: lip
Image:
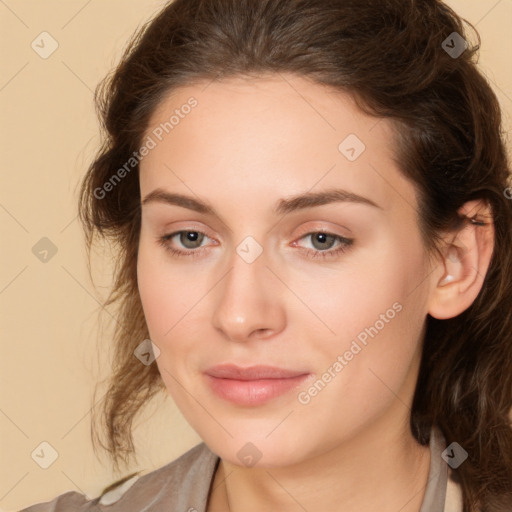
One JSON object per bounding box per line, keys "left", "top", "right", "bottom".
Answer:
{"left": 204, "top": 364, "right": 311, "bottom": 406}
{"left": 205, "top": 364, "right": 308, "bottom": 380}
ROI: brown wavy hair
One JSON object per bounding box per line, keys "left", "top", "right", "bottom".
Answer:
{"left": 78, "top": 0, "right": 512, "bottom": 509}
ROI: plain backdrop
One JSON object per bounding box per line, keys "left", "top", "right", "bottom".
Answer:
{"left": 0, "top": 0, "right": 511, "bottom": 510}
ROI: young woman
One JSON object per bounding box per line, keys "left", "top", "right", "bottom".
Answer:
{"left": 22, "top": 0, "right": 512, "bottom": 511}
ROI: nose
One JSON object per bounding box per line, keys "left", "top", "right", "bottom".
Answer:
{"left": 211, "top": 246, "right": 286, "bottom": 343}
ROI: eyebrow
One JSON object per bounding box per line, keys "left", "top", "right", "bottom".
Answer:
{"left": 141, "top": 187, "right": 382, "bottom": 216}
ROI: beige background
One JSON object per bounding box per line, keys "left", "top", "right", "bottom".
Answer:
{"left": 0, "top": 1, "right": 511, "bottom": 510}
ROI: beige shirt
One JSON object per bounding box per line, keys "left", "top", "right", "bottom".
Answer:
{"left": 21, "top": 427, "right": 463, "bottom": 512}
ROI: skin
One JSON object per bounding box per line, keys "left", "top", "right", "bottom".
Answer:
{"left": 136, "top": 74, "right": 494, "bottom": 512}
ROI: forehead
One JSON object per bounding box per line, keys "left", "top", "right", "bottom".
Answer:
{"left": 140, "top": 74, "right": 418, "bottom": 217}
{"left": 145, "top": 74, "right": 381, "bottom": 150}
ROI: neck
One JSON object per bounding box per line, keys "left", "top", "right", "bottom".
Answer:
{"left": 208, "top": 419, "right": 431, "bottom": 512}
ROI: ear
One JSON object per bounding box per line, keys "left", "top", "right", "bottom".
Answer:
{"left": 428, "top": 199, "right": 495, "bottom": 320}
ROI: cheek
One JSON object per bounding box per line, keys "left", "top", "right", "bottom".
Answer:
{"left": 136, "top": 236, "right": 218, "bottom": 404}
{"left": 296, "top": 239, "right": 425, "bottom": 351}
{"left": 291, "top": 291, "right": 426, "bottom": 450}
{"left": 137, "top": 253, "right": 171, "bottom": 338}
{"left": 137, "top": 237, "right": 200, "bottom": 340}
{"left": 298, "top": 238, "right": 429, "bottom": 394}
{"left": 136, "top": 247, "right": 201, "bottom": 400}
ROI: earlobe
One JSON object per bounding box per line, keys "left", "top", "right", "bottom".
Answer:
{"left": 428, "top": 199, "right": 494, "bottom": 320}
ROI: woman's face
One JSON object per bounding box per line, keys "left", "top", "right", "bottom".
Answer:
{"left": 137, "top": 74, "right": 436, "bottom": 467}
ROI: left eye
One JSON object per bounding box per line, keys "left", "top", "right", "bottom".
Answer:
{"left": 293, "top": 231, "right": 353, "bottom": 260}
{"left": 299, "top": 232, "right": 339, "bottom": 250}
{"left": 168, "top": 231, "right": 206, "bottom": 249}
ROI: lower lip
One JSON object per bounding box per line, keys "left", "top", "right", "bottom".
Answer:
{"left": 204, "top": 374, "right": 311, "bottom": 406}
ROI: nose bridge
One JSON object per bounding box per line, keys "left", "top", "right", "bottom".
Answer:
{"left": 212, "top": 238, "right": 283, "bottom": 341}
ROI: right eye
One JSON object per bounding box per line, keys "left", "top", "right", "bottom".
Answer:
{"left": 157, "top": 230, "right": 212, "bottom": 258}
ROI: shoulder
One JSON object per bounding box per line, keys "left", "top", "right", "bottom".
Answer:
{"left": 20, "top": 442, "right": 219, "bottom": 512}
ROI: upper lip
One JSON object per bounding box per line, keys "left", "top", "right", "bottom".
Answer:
{"left": 205, "top": 364, "right": 309, "bottom": 380}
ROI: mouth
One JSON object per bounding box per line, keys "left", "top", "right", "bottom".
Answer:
{"left": 204, "top": 364, "right": 312, "bottom": 406}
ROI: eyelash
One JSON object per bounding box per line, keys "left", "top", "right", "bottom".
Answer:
{"left": 157, "top": 229, "right": 353, "bottom": 261}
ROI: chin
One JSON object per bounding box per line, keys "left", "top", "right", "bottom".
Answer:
{"left": 201, "top": 429, "right": 312, "bottom": 469}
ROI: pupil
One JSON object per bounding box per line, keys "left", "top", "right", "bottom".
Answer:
{"left": 317, "top": 233, "right": 328, "bottom": 245}
{"left": 314, "top": 233, "right": 332, "bottom": 250}
{"left": 181, "top": 231, "right": 202, "bottom": 249}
